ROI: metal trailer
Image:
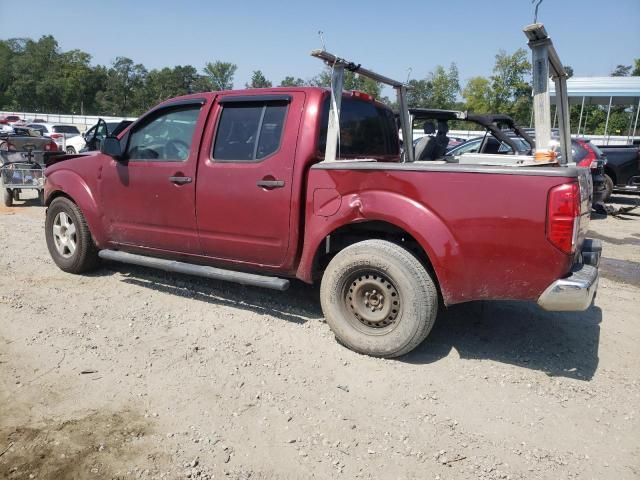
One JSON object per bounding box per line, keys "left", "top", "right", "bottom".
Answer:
{"left": 1, "top": 157, "right": 45, "bottom": 207}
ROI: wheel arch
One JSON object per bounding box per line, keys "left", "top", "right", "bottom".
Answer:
{"left": 311, "top": 220, "right": 444, "bottom": 298}
{"left": 45, "top": 170, "right": 106, "bottom": 247}
{"left": 297, "top": 192, "right": 461, "bottom": 305}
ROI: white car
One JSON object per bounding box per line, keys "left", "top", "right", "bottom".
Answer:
{"left": 25, "top": 123, "right": 81, "bottom": 151}
{"left": 65, "top": 134, "right": 87, "bottom": 154}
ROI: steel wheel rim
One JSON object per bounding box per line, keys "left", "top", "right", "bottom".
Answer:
{"left": 342, "top": 270, "right": 402, "bottom": 335}
{"left": 52, "top": 211, "right": 77, "bottom": 258}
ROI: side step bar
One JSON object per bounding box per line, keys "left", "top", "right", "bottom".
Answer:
{"left": 98, "top": 250, "right": 290, "bottom": 291}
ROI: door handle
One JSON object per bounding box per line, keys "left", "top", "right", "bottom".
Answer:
{"left": 256, "top": 179, "right": 285, "bottom": 189}
{"left": 169, "top": 176, "right": 192, "bottom": 185}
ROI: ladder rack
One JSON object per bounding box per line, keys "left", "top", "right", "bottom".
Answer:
{"left": 310, "top": 50, "right": 414, "bottom": 162}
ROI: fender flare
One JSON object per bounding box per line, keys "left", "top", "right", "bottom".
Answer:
{"left": 296, "top": 190, "right": 462, "bottom": 304}
{"left": 45, "top": 169, "right": 106, "bottom": 247}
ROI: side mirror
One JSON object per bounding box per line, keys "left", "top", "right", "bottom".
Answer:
{"left": 101, "top": 136, "right": 123, "bottom": 159}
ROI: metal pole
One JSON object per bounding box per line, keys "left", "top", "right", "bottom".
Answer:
{"left": 577, "top": 96, "right": 585, "bottom": 137}
{"left": 632, "top": 98, "right": 640, "bottom": 144}
{"left": 529, "top": 107, "right": 534, "bottom": 128}
{"left": 553, "top": 75, "right": 572, "bottom": 164}
{"left": 530, "top": 42, "right": 552, "bottom": 152}
{"left": 583, "top": 109, "right": 589, "bottom": 136}
{"left": 553, "top": 104, "right": 557, "bottom": 129}
{"left": 603, "top": 96, "right": 612, "bottom": 145}
{"left": 397, "top": 86, "right": 414, "bottom": 162}
{"left": 627, "top": 104, "right": 634, "bottom": 143}
{"left": 324, "top": 65, "right": 344, "bottom": 162}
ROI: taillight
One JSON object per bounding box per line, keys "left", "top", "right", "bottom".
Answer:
{"left": 576, "top": 140, "right": 597, "bottom": 168}
{"left": 547, "top": 183, "right": 580, "bottom": 254}
{"left": 50, "top": 133, "right": 63, "bottom": 139}
{"left": 44, "top": 141, "right": 59, "bottom": 151}
{"left": 351, "top": 90, "right": 374, "bottom": 102}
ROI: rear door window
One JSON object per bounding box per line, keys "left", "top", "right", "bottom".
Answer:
{"left": 212, "top": 101, "right": 288, "bottom": 161}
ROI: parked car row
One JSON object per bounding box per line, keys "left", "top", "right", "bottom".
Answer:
{"left": 0, "top": 116, "right": 134, "bottom": 154}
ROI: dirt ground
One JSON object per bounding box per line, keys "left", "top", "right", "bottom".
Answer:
{"left": 1, "top": 193, "right": 639, "bottom": 480}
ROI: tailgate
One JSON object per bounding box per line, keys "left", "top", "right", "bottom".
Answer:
{"left": 575, "top": 167, "right": 593, "bottom": 257}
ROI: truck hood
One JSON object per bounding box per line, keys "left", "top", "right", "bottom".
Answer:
{"left": 44, "top": 151, "right": 96, "bottom": 168}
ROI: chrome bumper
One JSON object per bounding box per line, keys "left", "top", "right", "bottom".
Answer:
{"left": 537, "top": 240, "right": 602, "bottom": 311}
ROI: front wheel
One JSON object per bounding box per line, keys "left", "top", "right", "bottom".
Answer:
{"left": 45, "top": 197, "right": 99, "bottom": 273}
{"left": 320, "top": 239, "right": 438, "bottom": 358}
{"left": 66, "top": 146, "right": 76, "bottom": 154}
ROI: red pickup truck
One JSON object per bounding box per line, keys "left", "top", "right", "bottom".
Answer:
{"left": 43, "top": 88, "right": 601, "bottom": 357}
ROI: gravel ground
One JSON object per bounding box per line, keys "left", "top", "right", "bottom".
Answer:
{"left": 1, "top": 193, "right": 639, "bottom": 480}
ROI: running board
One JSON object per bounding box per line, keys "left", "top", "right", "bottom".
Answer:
{"left": 98, "top": 250, "right": 290, "bottom": 291}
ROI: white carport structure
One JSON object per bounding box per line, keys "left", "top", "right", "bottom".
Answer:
{"left": 550, "top": 76, "right": 640, "bottom": 144}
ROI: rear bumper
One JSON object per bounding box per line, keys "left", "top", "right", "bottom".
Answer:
{"left": 537, "top": 239, "right": 602, "bottom": 311}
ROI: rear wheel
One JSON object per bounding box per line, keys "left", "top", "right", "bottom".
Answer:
{"left": 66, "top": 146, "right": 76, "bottom": 154}
{"left": 45, "top": 197, "right": 99, "bottom": 273}
{"left": 603, "top": 174, "right": 614, "bottom": 202}
{"left": 3, "top": 189, "right": 12, "bottom": 207}
{"left": 320, "top": 239, "right": 438, "bottom": 358}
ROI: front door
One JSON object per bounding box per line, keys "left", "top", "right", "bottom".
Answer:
{"left": 195, "top": 93, "right": 304, "bottom": 267}
{"left": 100, "top": 101, "right": 206, "bottom": 254}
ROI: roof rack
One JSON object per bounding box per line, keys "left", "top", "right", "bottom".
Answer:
{"left": 310, "top": 50, "right": 414, "bottom": 162}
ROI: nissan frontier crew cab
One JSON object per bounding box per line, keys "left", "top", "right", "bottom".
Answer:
{"left": 43, "top": 87, "right": 601, "bottom": 358}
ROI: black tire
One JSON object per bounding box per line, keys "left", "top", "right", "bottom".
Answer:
{"left": 66, "top": 146, "right": 76, "bottom": 154}
{"left": 320, "top": 239, "right": 438, "bottom": 358}
{"left": 38, "top": 189, "right": 45, "bottom": 206}
{"left": 45, "top": 197, "right": 99, "bottom": 273}
{"left": 12, "top": 189, "right": 20, "bottom": 201}
{"left": 603, "top": 174, "right": 614, "bottom": 202}
{"left": 3, "top": 189, "right": 12, "bottom": 207}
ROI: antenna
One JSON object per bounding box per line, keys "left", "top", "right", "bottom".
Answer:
{"left": 405, "top": 67, "right": 413, "bottom": 84}
{"left": 531, "top": 0, "right": 544, "bottom": 23}
{"left": 317, "top": 30, "right": 326, "bottom": 51}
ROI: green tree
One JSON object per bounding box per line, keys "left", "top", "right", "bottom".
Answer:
{"left": 489, "top": 48, "right": 532, "bottom": 124}
{"left": 308, "top": 69, "right": 382, "bottom": 98}
{"left": 611, "top": 64, "right": 631, "bottom": 76}
{"left": 429, "top": 64, "right": 459, "bottom": 109}
{"left": 280, "top": 76, "right": 305, "bottom": 87}
{"left": 6, "top": 35, "right": 62, "bottom": 111}
{"left": 632, "top": 59, "right": 640, "bottom": 76}
{"left": 95, "top": 57, "right": 147, "bottom": 115}
{"left": 143, "top": 65, "right": 199, "bottom": 108}
{"left": 203, "top": 61, "right": 237, "bottom": 91}
{"left": 246, "top": 70, "right": 272, "bottom": 88}
{"left": 462, "top": 76, "right": 491, "bottom": 114}
{"left": 406, "top": 64, "right": 459, "bottom": 109}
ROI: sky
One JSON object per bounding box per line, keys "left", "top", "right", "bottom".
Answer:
{"left": 1, "top": 0, "right": 639, "bottom": 96}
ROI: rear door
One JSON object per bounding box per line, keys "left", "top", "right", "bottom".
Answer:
{"left": 100, "top": 99, "right": 207, "bottom": 254}
{"left": 195, "top": 93, "right": 304, "bottom": 267}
